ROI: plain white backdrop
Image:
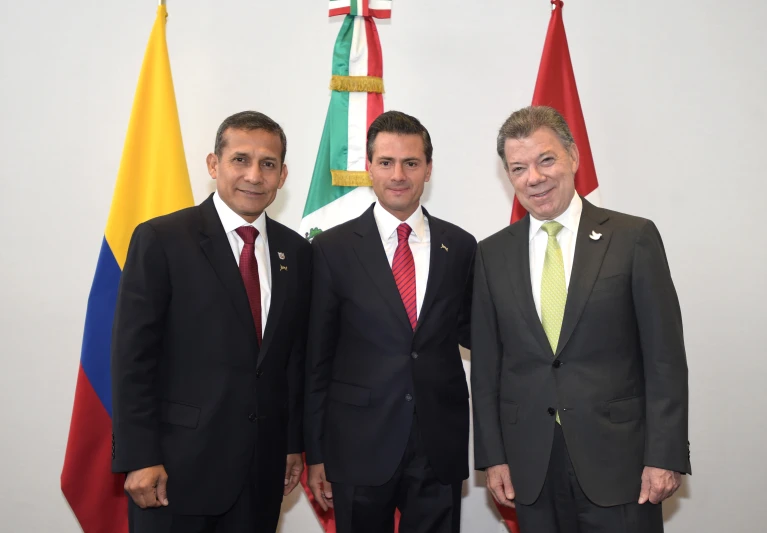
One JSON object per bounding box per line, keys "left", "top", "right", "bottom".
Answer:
{"left": 1, "top": 0, "right": 765, "bottom": 531}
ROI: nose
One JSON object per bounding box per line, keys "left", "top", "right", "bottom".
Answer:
{"left": 243, "top": 166, "right": 262, "bottom": 184}
{"left": 528, "top": 164, "right": 546, "bottom": 186}
{"left": 391, "top": 162, "right": 406, "bottom": 182}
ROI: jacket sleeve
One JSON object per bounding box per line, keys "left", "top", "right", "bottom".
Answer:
{"left": 111, "top": 222, "right": 170, "bottom": 473}
{"left": 287, "top": 241, "right": 312, "bottom": 454}
{"left": 470, "top": 242, "right": 508, "bottom": 470}
{"left": 457, "top": 236, "right": 477, "bottom": 350}
{"left": 303, "top": 237, "right": 340, "bottom": 465}
{"left": 632, "top": 220, "right": 691, "bottom": 474}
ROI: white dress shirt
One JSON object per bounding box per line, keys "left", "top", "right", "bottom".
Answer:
{"left": 373, "top": 202, "right": 431, "bottom": 318}
{"left": 529, "top": 193, "right": 582, "bottom": 320}
{"left": 213, "top": 191, "right": 272, "bottom": 333}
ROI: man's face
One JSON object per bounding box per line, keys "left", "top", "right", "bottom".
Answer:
{"left": 503, "top": 127, "right": 579, "bottom": 221}
{"left": 368, "top": 132, "right": 432, "bottom": 221}
{"left": 206, "top": 128, "right": 287, "bottom": 223}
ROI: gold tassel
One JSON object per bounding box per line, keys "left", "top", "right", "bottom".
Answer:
{"left": 331, "top": 170, "right": 373, "bottom": 187}
{"left": 330, "top": 75, "right": 384, "bottom": 94}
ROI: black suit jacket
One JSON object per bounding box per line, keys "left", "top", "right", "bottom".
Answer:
{"left": 471, "top": 198, "right": 690, "bottom": 507}
{"left": 111, "top": 194, "right": 311, "bottom": 515}
{"left": 304, "top": 204, "right": 476, "bottom": 486}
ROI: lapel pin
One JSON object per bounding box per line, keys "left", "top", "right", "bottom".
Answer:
{"left": 589, "top": 231, "right": 602, "bottom": 241}
{"left": 278, "top": 252, "right": 285, "bottom": 260}
{"left": 280, "top": 265, "right": 288, "bottom": 272}
{"left": 441, "top": 244, "right": 449, "bottom": 252}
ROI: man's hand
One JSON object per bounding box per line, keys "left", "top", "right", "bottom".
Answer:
{"left": 284, "top": 454, "right": 304, "bottom": 496}
{"left": 124, "top": 465, "right": 169, "bottom": 508}
{"left": 638, "top": 466, "right": 682, "bottom": 504}
{"left": 486, "top": 464, "right": 515, "bottom": 508}
{"left": 307, "top": 463, "right": 333, "bottom": 511}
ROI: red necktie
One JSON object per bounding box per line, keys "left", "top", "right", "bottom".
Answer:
{"left": 392, "top": 223, "right": 417, "bottom": 330}
{"left": 235, "top": 226, "right": 262, "bottom": 345}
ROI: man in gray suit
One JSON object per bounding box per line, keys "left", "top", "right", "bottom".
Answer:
{"left": 471, "top": 106, "right": 690, "bottom": 533}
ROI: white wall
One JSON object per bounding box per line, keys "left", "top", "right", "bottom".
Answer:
{"left": 1, "top": 0, "right": 764, "bottom": 531}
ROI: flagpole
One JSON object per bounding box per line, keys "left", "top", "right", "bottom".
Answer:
{"left": 159, "top": 0, "right": 165, "bottom": 6}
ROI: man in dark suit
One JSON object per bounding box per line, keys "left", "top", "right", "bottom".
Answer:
{"left": 111, "top": 111, "right": 311, "bottom": 533}
{"left": 304, "top": 111, "right": 476, "bottom": 533}
{"left": 471, "top": 106, "right": 690, "bottom": 533}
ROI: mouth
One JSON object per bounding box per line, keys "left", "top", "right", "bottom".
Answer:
{"left": 238, "top": 189, "right": 264, "bottom": 197}
{"left": 530, "top": 188, "right": 553, "bottom": 200}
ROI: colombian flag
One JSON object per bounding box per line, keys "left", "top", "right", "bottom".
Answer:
{"left": 61, "top": 5, "right": 193, "bottom": 532}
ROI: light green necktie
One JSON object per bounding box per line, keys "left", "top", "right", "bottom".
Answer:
{"left": 541, "top": 221, "right": 566, "bottom": 424}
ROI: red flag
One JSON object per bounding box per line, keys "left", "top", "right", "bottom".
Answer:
{"left": 499, "top": 1, "right": 598, "bottom": 531}
{"left": 510, "top": 0, "right": 600, "bottom": 224}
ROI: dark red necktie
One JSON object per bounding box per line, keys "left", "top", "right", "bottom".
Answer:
{"left": 392, "top": 223, "right": 417, "bottom": 330}
{"left": 235, "top": 226, "right": 262, "bottom": 345}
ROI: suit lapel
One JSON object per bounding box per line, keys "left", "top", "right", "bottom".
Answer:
{"left": 352, "top": 205, "right": 413, "bottom": 331}
{"left": 258, "top": 216, "right": 286, "bottom": 366}
{"left": 556, "top": 199, "right": 612, "bottom": 357}
{"left": 504, "top": 217, "right": 554, "bottom": 356}
{"left": 415, "top": 210, "right": 448, "bottom": 333}
{"left": 197, "top": 196, "right": 260, "bottom": 349}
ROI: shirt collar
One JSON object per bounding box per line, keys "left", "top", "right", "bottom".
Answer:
{"left": 373, "top": 201, "right": 426, "bottom": 242}
{"left": 528, "top": 192, "right": 582, "bottom": 241}
{"left": 213, "top": 191, "right": 268, "bottom": 243}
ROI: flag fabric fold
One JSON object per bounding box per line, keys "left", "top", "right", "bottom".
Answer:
{"left": 61, "top": 6, "right": 193, "bottom": 532}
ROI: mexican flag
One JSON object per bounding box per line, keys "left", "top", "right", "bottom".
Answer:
{"left": 299, "top": 3, "right": 389, "bottom": 241}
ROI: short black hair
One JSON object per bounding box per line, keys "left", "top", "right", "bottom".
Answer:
{"left": 367, "top": 111, "right": 433, "bottom": 163}
{"left": 214, "top": 111, "right": 287, "bottom": 163}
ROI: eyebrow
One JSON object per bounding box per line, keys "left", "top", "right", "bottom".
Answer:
{"left": 376, "top": 156, "right": 422, "bottom": 162}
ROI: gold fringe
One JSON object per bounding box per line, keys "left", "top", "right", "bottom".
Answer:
{"left": 331, "top": 169, "right": 372, "bottom": 187}
{"left": 330, "top": 75, "right": 385, "bottom": 94}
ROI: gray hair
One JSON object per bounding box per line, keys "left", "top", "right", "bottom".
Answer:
{"left": 496, "top": 106, "right": 574, "bottom": 169}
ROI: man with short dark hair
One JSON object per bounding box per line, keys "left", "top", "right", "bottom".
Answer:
{"left": 305, "top": 111, "right": 476, "bottom": 533}
{"left": 112, "top": 111, "right": 311, "bottom": 533}
{"left": 472, "top": 106, "right": 690, "bottom": 533}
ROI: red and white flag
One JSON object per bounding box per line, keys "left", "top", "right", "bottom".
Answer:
{"left": 510, "top": 0, "right": 601, "bottom": 224}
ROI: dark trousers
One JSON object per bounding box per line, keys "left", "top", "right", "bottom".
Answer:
{"left": 331, "top": 415, "right": 462, "bottom": 533}
{"left": 515, "top": 423, "right": 663, "bottom": 533}
{"left": 127, "top": 456, "right": 283, "bottom": 533}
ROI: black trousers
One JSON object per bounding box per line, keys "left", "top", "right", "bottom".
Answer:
{"left": 515, "top": 423, "right": 663, "bottom": 533}
{"left": 127, "top": 454, "right": 283, "bottom": 533}
{"left": 331, "top": 415, "right": 462, "bottom": 533}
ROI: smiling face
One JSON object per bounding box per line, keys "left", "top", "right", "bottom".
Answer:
{"left": 368, "top": 132, "right": 432, "bottom": 221}
{"left": 503, "top": 126, "right": 579, "bottom": 221}
{"left": 206, "top": 127, "right": 287, "bottom": 222}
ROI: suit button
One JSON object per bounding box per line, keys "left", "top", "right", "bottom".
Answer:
{"left": 552, "top": 360, "right": 561, "bottom": 368}
{"left": 411, "top": 352, "right": 419, "bottom": 359}
{"left": 248, "top": 413, "right": 257, "bottom": 422}
{"left": 405, "top": 394, "right": 413, "bottom": 402}
{"left": 255, "top": 370, "right": 263, "bottom": 378}
{"left": 547, "top": 407, "right": 556, "bottom": 416}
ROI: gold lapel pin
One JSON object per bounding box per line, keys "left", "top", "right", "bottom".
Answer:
{"left": 441, "top": 244, "right": 449, "bottom": 252}
{"left": 280, "top": 265, "right": 288, "bottom": 272}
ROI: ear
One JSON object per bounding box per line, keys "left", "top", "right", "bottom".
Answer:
{"left": 206, "top": 153, "right": 219, "bottom": 179}
{"left": 425, "top": 161, "right": 433, "bottom": 183}
{"left": 568, "top": 143, "right": 580, "bottom": 174}
{"left": 277, "top": 163, "right": 288, "bottom": 189}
